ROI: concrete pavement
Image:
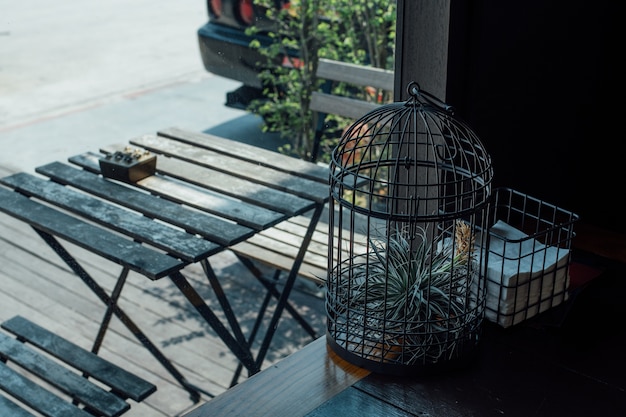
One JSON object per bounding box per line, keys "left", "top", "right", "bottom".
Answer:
{"left": 0, "top": 0, "right": 287, "bottom": 172}
{"left": 1, "top": 0, "right": 209, "bottom": 124}
{"left": 0, "top": 73, "right": 288, "bottom": 172}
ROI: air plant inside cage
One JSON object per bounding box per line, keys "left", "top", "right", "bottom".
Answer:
{"left": 335, "top": 220, "right": 480, "bottom": 364}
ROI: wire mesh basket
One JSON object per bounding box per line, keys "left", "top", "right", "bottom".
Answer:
{"left": 483, "top": 187, "right": 579, "bottom": 328}
{"left": 326, "top": 83, "right": 493, "bottom": 375}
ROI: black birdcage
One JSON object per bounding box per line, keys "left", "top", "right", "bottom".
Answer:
{"left": 326, "top": 82, "right": 494, "bottom": 375}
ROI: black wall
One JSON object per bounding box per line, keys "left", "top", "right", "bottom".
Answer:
{"left": 446, "top": 1, "right": 624, "bottom": 233}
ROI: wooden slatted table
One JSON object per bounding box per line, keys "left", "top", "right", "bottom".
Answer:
{"left": 0, "top": 127, "right": 330, "bottom": 401}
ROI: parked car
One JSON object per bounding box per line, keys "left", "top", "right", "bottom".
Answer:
{"left": 197, "top": 0, "right": 291, "bottom": 109}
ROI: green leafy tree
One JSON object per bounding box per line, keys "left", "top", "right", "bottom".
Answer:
{"left": 248, "top": 0, "right": 396, "bottom": 162}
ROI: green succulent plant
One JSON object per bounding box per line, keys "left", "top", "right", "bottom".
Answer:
{"left": 336, "top": 220, "right": 481, "bottom": 364}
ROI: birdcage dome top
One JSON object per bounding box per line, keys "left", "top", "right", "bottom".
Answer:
{"left": 330, "top": 82, "right": 493, "bottom": 221}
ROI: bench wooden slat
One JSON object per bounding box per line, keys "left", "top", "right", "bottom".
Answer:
{"left": 156, "top": 127, "right": 330, "bottom": 183}
{"left": 311, "top": 58, "right": 394, "bottom": 120}
{"left": 230, "top": 241, "right": 327, "bottom": 284}
{"left": 1, "top": 316, "right": 156, "bottom": 402}
{"left": 316, "top": 58, "right": 394, "bottom": 91}
{"left": 0, "top": 187, "right": 183, "bottom": 280}
{"left": 0, "top": 333, "right": 129, "bottom": 417}
{"left": 230, "top": 215, "right": 370, "bottom": 285}
{"left": 310, "top": 91, "right": 383, "bottom": 120}
{"left": 35, "top": 161, "right": 256, "bottom": 245}
{"left": 0, "top": 393, "right": 38, "bottom": 417}
{"left": 1, "top": 172, "right": 219, "bottom": 262}
{"left": 0, "top": 363, "right": 93, "bottom": 417}
{"left": 245, "top": 233, "right": 330, "bottom": 271}
{"left": 268, "top": 227, "right": 331, "bottom": 259}
{"left": 310, "top": 58, "right": 394, "bottom": 163}
{"left": 274, "top": 216, "right": 370, "bottom": 254}
{"left": 257, "top": 228, "right": 366, "bottom": 268}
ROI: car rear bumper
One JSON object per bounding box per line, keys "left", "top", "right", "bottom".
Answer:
{"left": 197, "top": 22, "right": 271, "bottom": 89}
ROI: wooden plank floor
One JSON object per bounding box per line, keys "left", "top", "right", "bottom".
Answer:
{"left": 0, "top": 164, "right": 327, "bottom": 417}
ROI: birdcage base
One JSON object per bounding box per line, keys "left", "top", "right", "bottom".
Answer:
{"left": 326, "top": 328, "right": 481, "bottom": 376}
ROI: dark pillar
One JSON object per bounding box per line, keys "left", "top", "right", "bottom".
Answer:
{"left": 394, "top": 0, "right": 451, "bottom": 102}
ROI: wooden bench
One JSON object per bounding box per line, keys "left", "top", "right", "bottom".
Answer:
{"left": 0, "top": 315, "right": 156, "bottom": 417}
{"left": 310, "top": 58, "right": 394, "bottom": 161}
{"left": 311, "top": 58, "right": 395, "bottom": 119}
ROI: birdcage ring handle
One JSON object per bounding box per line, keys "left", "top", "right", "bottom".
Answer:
{"left": 407, "top": 81, "right": 455, "bottom": 115}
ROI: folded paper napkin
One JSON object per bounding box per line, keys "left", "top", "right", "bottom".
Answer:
{"left": 483, "top": 220, "right": 570, "bottom": 327}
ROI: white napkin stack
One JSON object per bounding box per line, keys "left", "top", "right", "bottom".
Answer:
{"left": 483, "top": 220, "right": 570, "bottom": 327}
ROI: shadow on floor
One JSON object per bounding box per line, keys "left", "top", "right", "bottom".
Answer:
{"left": 203, "top": 114, "right": 290, "bottom": 153}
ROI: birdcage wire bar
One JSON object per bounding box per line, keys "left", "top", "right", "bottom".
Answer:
{"left": 326, "top": 82, "right": 494, "bottom": 375}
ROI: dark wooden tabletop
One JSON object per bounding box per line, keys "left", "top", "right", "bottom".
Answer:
{"left": 182, "top": 336, "right": 369, "bottom": 417}
{"left": 184, "top": 304, "right": 626, "bottom": 417}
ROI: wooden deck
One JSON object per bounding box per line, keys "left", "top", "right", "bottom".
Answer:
{"left": 0, "top": 164, "right": 327, "bottom": 416}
